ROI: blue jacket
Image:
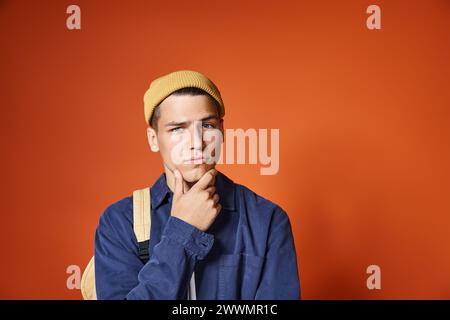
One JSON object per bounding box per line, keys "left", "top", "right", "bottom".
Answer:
{"left": 94, "top": 171, "right": 300, "bottom": 300}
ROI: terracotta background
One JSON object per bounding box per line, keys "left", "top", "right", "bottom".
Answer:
{"left": 1, "top": 0, "right": 449, "bottom": 299}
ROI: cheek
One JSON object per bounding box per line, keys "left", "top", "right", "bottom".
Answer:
{"left": 156, "top": 136, "right": 172, "bottom": 158}
{"left": 158, "top": 134, "right": 190, "bottom": 163}
{"left": 204, "top": 131, "right": 223, "bottom": 153}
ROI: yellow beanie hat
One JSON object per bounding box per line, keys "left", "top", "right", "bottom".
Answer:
{"left": 143, "top": 70, "right": 225, "bottom": 124}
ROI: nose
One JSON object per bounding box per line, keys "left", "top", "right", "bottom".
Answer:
{"left": 189, "top": 121, "right": 204, "bottom": 152}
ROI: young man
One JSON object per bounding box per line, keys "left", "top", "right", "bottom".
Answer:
{"left": 94, "top": 70, "right": 300, "bottom": 300}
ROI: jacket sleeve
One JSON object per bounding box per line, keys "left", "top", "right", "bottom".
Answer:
{"left": 255, "top": 207, "right": 301, "bottom": 300}
{"left": 94, "top": 205, "right": 214, "bottom": 300}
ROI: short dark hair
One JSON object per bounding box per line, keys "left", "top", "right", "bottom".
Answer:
{"left": 149, "top": 87, "right": 221, "bottom": 130}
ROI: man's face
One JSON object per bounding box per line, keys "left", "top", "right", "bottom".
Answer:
{"left": 147, "top": 94, "right": 224, "bottom": 183}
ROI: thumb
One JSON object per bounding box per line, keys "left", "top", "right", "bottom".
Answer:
{"left": 173, "top": 169, "right": 184, "bottom": 198}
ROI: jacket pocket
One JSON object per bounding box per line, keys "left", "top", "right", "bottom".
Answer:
{"left": 218, "top": 253, "right": 265, "bottom": 300}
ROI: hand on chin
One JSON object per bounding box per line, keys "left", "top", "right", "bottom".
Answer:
{"left": 178, "top": 164, "right": 214, "bottom": 183}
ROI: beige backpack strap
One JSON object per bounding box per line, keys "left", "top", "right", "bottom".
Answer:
{"left": 81, "top": 187, "right": 151, "bottom": 300}
{"left": 133, "top": 187, "right": 151, "bottom": 242}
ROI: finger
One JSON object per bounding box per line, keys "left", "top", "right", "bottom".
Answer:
{"left": 180, "top": 174, "right": 189, "bottom": 193}
{"left": 212, "top": 193, "right": 220, "bottom": 205}
{"left": 192, "top": 168, "right": 217, "bottom": 191}
{"left": 178, "top": 170, "right": 189, "bottom": 194}
{"left": 208, "top": 174, "right": 216, "bottom": 188}
{"left": 205, "top": 186, "right": 216, "bottom": 196}
{"left": 173, "top": 169, "right": 184, "bottom": 198}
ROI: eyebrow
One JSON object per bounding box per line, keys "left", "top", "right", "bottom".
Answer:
{"left": 165, "top": 115, "right": 219, "bottom": 127}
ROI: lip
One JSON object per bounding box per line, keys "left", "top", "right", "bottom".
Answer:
{"left": 183, "top": 156, "right": 205, "bottom": 164}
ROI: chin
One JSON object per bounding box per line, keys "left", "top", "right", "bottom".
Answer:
{"left": 179, "top": 164, "right": 215, "bottom": 182}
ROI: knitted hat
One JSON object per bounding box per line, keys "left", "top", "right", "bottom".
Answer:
{"left": 143, "top": 70, "right": 225, "bottom": 124}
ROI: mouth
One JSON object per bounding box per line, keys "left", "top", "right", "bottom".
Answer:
{"left": 182, "top": 156, "right": 205, "bottom": 164}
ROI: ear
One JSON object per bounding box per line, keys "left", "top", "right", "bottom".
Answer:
{"left": 146, "top": 127, "right": 159, "bottom": 152}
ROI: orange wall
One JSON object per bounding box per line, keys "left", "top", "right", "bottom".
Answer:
{"left": 1, "top": 0, "right": 449, "bottom": 299}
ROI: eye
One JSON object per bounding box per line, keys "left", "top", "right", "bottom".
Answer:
{"left": 169, "top": 127, "right": 183, "bottom": 133}
{"left": 202, "top": 123, "right": 215, "bottom": 129}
